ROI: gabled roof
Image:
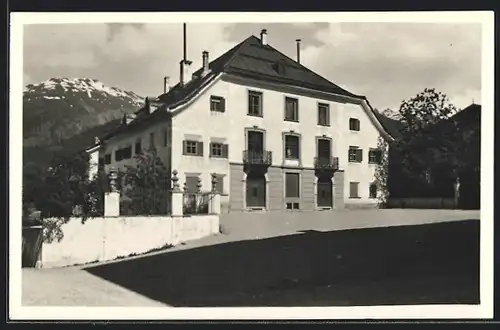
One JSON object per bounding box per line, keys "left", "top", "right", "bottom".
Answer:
{"left": 102, "top": 34, "right": 393, "bottom": 142}
{"left": 158, "top": 35, "right": 363, "bottom": 106}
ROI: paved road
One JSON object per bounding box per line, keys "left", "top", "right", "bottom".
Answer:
{"left": 22, "top": 209, "right": 480, "bottom": 307}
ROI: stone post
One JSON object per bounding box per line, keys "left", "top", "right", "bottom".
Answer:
{"left": 210, "top": 173, "right": 221, "bottom": 215}
{"left": 196, "top": 177, "right": 203, "bottom": 212}
{"left": 171, "top": 170, "right": 183, "bottom": 217}
{"left": 453, "top": 176, "right": 461, "bottom": 209}
{"left": 104, "top": 167, "right": 120, "bottom": 217}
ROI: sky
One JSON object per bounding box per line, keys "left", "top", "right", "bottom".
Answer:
{"left": 23, "top": 22, "right": 482, "bottom": 111}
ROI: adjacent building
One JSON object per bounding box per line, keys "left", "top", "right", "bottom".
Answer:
{"left": 96, "top": 27, "right": 394, "bottom": 212}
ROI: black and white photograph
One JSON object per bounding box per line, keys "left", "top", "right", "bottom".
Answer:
{"left": 10, "top": 12, "right": 494, "bottom": 320}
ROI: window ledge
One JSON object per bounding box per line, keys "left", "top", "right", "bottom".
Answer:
{"left": 318, "top": 124, "right": 330, "bottom": 127}
{"left": 349, "top": 197, "right": 362, "bottom": 199}
{"left": 284, "top": 119, "right": 299, "bottom": 123}
{"left": 247, "top": 114, "right": 263, "bottom": 118}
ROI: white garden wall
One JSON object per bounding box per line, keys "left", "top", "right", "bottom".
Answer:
{"left": 41, "top": 215, "right": 219, "bottom": 268}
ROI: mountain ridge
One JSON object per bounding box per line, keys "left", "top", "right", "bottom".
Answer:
{"left": 23, "top": 77, "right": 144, "bottom": 148}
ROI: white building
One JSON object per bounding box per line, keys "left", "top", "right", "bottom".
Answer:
{"left": 96, "top": 27, "right": 394, "bottom": 212}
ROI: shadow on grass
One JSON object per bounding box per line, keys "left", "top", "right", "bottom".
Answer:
{"left": 84, "top": 220, "right": 480, "bottom": 307}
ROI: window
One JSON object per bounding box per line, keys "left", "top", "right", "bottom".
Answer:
{"left": 185, "top": 175, "right": 199, "bottom": 193}
{"left": 163, "top": 128, "right": 168, "bottom": 147}
{"left": 284, "top": 97, "right": 299, "bottom": 122}
{"left": 115, "top": 149, "right": 122, "bottom": 162}
{"left": 149, "top": 132, "right": 155, "bottom": 149}
{"left": 98, "top": 158, "right": 104, "bottom": 167}
{"left": 368, "top": 148, "right": 382, "bottom": 164}
{"left": 134, "top": 138, "right": 142, "bottom": 154}
{"left": 210, "top": 142, "right": 228, "bottom": 158}
{"left": 210, "top": 96, "right": 226, "bottom": 112}
{"left": 248, "top": 91, "right": 263, "bottom": 117}
{"left": 183, "top": 140, "right": 203, "bottom": 156}
{"left": 349, "top": 182, "right": 360, "bottom": 198}
{"left": 285, "top": 135, "right": 300, "bottom": 160}
{"left": 349, "top": 118, "right": 360, "bottom": 131}
{"left": 104, "top": 154, "right": 111, "bottom": 165}
{"left": 286, "top": 202, "right": 300, "bottom": 210}
{"left": 122, "top": 145, "right": 132, "bottom": 160}
{"left": 348, "top": 146, "right": 363, "bottom": 163}
{"left": 318, "top": 103, "right": 330, "bottom": 126}
{"left": 274, "top": 60, "right": 287, "bottom": 75}
{"left": 214, "top": 174, "right": 225, "bottom": 194}
{"left": 369, "top": 182, "right": 378, "bottom": 199}
{"left": 285, "top": 172, "right": 300, "bottom": 198}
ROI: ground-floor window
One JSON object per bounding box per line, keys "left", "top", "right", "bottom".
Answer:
{"left": 349, "top": 181, "right": 360, "bottom": 198}
{"left": 369, "top": 182, "right": 377, "bottom": 199}
{"left": 185, "top": 175, "right": 199, "bottom": 193}
{"left": 213, "top": 174, "right": 225, "bottom": 194}
{"left": 285, "top": 172, "right": 300, "bottom": 198}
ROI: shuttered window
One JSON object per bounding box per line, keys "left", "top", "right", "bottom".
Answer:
{"left": 348, "top": 146, "right": 363, "bottom": 163}
{"left": 285, "top": 173, "right": 300, "bottom": 198}
{"left": 183, "top": 140, "right": 204, "bottom": 156}
{"left": 210, "top": 142, "right": 229, "bottom": 158}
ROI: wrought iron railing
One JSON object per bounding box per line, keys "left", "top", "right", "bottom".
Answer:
{"left": 183, "top": 192, "right": 214, "bottom": 215}
{"left": 243, "top": 150, "right": 273, "bottom": 165}
{"left": 314, "top": 156, "right": 339, "bottom": 170}
{"left": 119, "top": 188, "right": 171, "bottom": 216}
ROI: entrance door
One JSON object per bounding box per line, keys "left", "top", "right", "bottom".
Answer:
{"left": 246, "top": 173, "right": 266, "bottom": 208}
{"left": 317, "top": 176, "right": 333, "bottom": 208}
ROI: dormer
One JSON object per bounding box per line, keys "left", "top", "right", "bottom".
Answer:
{"left": 273, "top": 59, "right": 287, "bottom": 75}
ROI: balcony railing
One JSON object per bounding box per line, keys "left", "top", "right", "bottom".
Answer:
{"left": 243, "top": 150, "right": 273, "bottom": 166}
{"left": 314, "top": 156, "right": 339, "bottom": 170}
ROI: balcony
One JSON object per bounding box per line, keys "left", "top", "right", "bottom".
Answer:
{"left": 243, "top": 150, "right": 273, "bottom": 166}
{"left": 314, "top": 156, "right": 339, "bottom": 171}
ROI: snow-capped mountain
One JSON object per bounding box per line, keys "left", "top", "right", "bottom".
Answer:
{"left": 378, "top": 108, "right": 403, "bottom": 120}
{"left": 23, "top": 78, "right": 144, "bottom": 147}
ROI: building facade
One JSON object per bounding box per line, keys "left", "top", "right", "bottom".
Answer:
{"left": 96, "top": 28, "right": 394, "bottom": 212}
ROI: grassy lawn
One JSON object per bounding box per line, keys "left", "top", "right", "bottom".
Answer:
{"left": 83, "top": 219, "right": 479, "bottom": 307}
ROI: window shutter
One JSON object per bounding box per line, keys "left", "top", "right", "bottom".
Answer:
{"left": 357, "top": 149, "right": 363, "bottom": 162}
{"left": 182, "top": 140, "right": 187, "bottom": 155}
{"left": 220, "top": 98, "right": 226, "bottom": 112}
{"left": 197, "top": 141, "right": 204, "bottom": 156}
{"left": 222, "top": 144, "right": 229, "bottom": 158}
{"left": 377, "top": 150, "right": 382, "bottom": 164}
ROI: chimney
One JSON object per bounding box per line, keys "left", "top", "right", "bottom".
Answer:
{"left": 183, "top": 23, "right": 187, "bottom": 62}
{"left": 260, "top": 29, "right": 268, "bottom": 46}
{"left": 296, "top": 39, "right": 301, "bottom": 64}
{"left": 94, "top": 136, "right": 100, "bottom": 145}
{"left": 163, "top": 76, "right": 170, "bottom": 93}
{"left": 179, "top": 23, "right": 192, "bottom": 86}
{"left": 201, "top": 51, "right": 210, "bottom": 76}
